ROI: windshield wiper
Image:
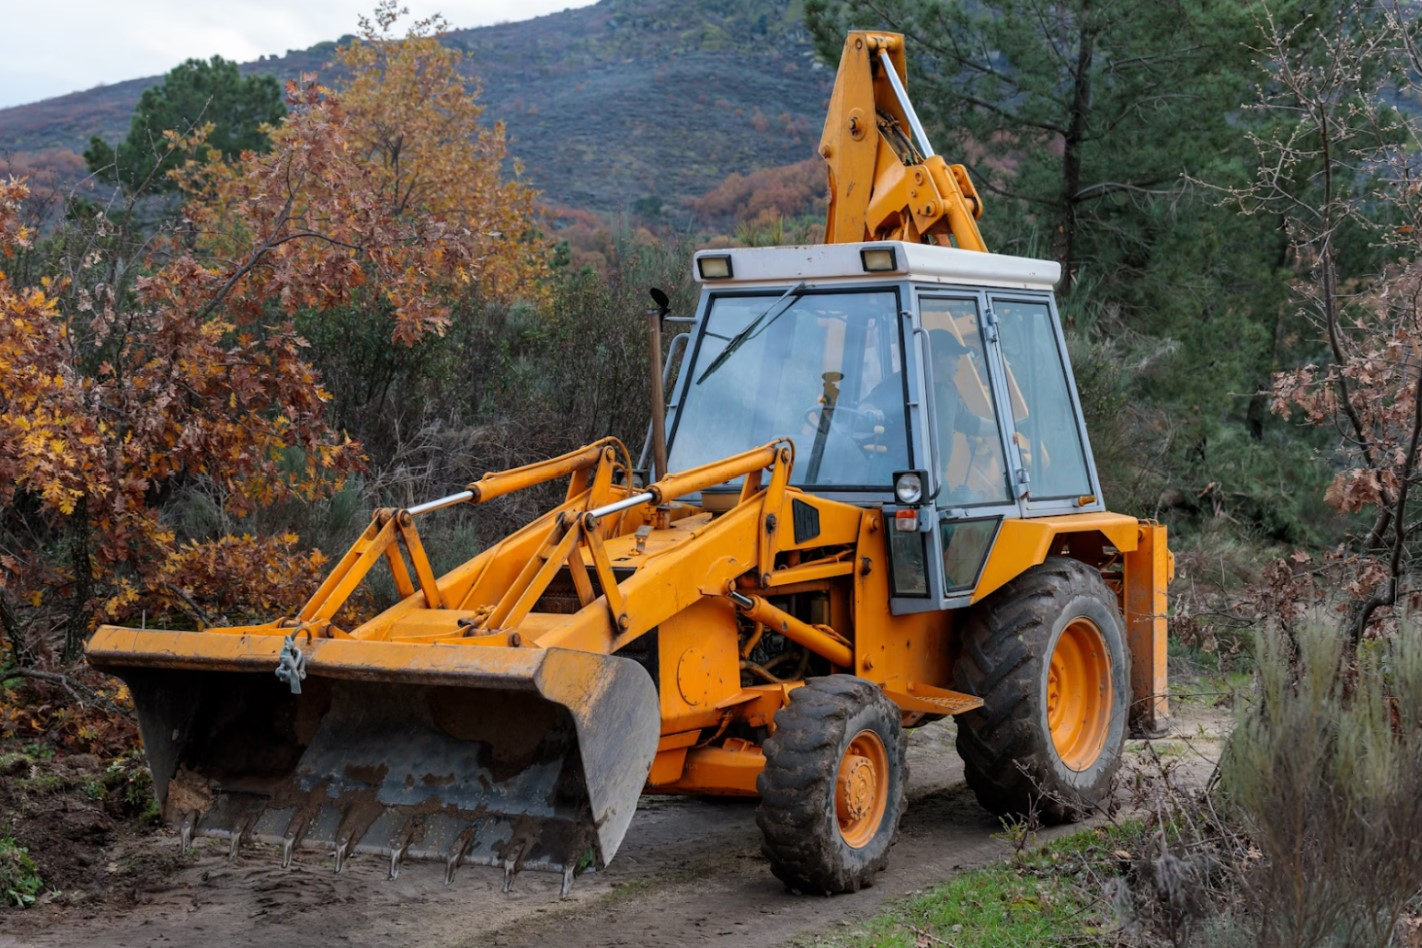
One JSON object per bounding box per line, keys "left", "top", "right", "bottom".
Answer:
{"left": 695, "top": 281, "right": 807, "bottom": 384}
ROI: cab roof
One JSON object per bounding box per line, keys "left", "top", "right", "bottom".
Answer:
{"left": 692, "top": 241, "right": 1062, "bottom": 292}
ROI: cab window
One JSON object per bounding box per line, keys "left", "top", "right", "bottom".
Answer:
{"left": 992, "top": 299, "right": 1092, "bottom": 500}
{"left": 668, "top": 289, "right": 908, "bottom": 489}
{"left": 919, "top": 297, "right": 1011, "bottom": 506}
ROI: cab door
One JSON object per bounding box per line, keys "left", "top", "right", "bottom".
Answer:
{"left": 887, "top": 293, "right": 1014, "bottom": 614}
{"left": 984, "top": 294, "right": 1103, "bottom": 516}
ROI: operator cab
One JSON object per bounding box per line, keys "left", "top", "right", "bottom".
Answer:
{"left": 663, "top": 241, "right": 1104, "bottom": 614}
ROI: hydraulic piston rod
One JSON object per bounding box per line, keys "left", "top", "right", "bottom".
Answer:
{"left": 728, "top": 591, "right": 853, "bottom": 669}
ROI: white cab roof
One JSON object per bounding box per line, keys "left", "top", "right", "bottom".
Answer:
{"left": 692, "top": 241, "right": 1061, "bottom": 291}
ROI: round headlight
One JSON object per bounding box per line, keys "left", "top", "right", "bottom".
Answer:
{"left": 894, "top": 471, "right": 923, "bottom": 505}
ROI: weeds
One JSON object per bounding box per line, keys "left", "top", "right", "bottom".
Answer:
{"left": 0, "top": 837, "right": 43, "bottom": 908}
{"left": 1092, "top": 620, "right": 1422, "bottom": 946}
{"left": 102, "top": 752, "right": 160, "bottom": 825}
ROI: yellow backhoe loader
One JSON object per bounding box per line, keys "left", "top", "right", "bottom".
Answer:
{"left": 88, "top": 32, "right": 1171, "bottom": 895}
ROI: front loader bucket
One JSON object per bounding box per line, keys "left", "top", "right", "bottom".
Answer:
{"left": 87, "top": 630, "right": 660, "bottom": 886}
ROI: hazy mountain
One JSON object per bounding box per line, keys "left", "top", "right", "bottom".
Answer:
{"left": 0, "top": 0, "right": 832, "bottom": 215}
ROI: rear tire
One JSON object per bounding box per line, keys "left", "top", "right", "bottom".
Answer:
{"left": 953, "top": 557, "right": 1130, "bottom": 824}
{"left": 756, "top": 676, "right": 907, "bottom": 894}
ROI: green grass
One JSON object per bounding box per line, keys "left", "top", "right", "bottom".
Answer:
{"left": 14, "top": 773, "right": 68, "bottom": 796}
{"left": 819, "top": 825, "right": 1138, "bottom": 947}
{"left": 0, "top": 751, "right": 35, "bottom": 774}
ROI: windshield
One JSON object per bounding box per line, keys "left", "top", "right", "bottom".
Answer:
{"left": 667, "top": 289, "right": 910, "bottom": 489}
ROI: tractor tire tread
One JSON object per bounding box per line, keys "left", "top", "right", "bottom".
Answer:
{"left": 952, "top": 557, "right": 1129, "bottom": 825}
{"left": 756, "top": 676, "right": 907, "bottom": 894}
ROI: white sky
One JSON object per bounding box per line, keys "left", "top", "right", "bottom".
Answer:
{"left": 0, "top": 1, "right": 598, "bottom": 109}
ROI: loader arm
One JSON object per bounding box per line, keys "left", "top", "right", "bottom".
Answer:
{"left": 820, "top": 31, "right": 987, "bottom": 250}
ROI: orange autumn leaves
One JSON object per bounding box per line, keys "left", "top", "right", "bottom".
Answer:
{"left": 0, "top": 179, "right": 91, "bottom": 520}
{"left": 175, "top": 5, "right": 547, "bottom": 345}
{"left": 0, "top": 11, "right": 548, "bottom": 635}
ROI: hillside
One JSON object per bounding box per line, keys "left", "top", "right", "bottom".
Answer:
{"left": 0, "top": 0, "right": 832, "bottom": 217}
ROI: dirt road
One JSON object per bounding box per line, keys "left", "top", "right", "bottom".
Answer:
{"left": 0, "top": 708, "right": 1224, "bottom": 948}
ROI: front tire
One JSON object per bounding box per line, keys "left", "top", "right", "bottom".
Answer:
{"left": 756, "top": 676, "right": 907, "bottom": 894}
{"left": 953, "top": 557, "right": 1130, "bottom": 824}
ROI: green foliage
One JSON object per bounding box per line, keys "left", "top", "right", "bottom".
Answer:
{"left": 1064, "top": 332, "right": 1152, "bottom": 514}
{"left": 0, "top": 836, "right": 43, "bottom": 908}
{"left": 486, "top": 229, "right": 699, "bottom": 451}
{"left": 632, "top": 194, "right": 664, "bottom": 220}
{"left": 84, "top": 55, "right": 285, "bottom": 191}
{"left": 731, "top": 211, "right": 819, "bottom": 247}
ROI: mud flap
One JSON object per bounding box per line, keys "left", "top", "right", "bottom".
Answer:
{"left": 88, "top": 631, "right": 659, "bottom": 884}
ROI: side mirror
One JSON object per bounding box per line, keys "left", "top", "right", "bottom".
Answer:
{"left": 649, "top": 287, "right": 671, "bottom": 319}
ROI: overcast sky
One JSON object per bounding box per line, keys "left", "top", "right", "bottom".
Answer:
{"left": 0, "top": 1, "right": 598, "bottom": 109}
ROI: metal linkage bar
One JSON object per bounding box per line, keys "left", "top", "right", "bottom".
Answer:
{"left": 407, "top": 491, "right": 475, "bottom": 516}
{"left": 589, "top": 492, "right": 656, "bottom": 520}
{"left": 878, "top": 48, "right": 935, "bottom": 159}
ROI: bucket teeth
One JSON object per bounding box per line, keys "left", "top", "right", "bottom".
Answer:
{"left": 331, "top": 802, "right": 382, "bottom": 874}
{"left": 333, "top": 839, "right": 351, "bottom": 874}
{"left": 179, "top": 811, "right": 197, "bottom": 854}
{"left": 227, "top": 813, "right": 256, "bottom": 862}
{"left": 443, "top": 823, "right": 481, "bottom": 887}
{"left": 501, "top": 841, "right": 528, "bottom": 894}
{"left": 443, "top": 852, "right": 461, "bottom": 887}
{"left": 387, "top": 816, "right": 420, "bottom": 881}
{"left": 280, "top": 808, "right": 316, "bottom": 869}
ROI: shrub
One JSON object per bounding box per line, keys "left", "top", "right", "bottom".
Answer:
{"left": 1218, "top": 623, "right": 1422, "bottom": 946}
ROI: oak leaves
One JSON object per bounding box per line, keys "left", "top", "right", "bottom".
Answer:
{"left": 0, "top": 12, "right": 547, "bottom": 647}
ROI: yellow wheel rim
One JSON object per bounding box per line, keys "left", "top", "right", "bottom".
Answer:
{"left": 1046, "top": 618, "right": 1113, "bottom": 772}
{"left": 835, "top": 729, "right": 889, "bottom": 848}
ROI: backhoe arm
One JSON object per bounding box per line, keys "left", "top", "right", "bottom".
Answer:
{"left": 819, "top": 31, "right": 987, "bottom": 250}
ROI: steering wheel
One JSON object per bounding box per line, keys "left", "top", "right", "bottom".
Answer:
{"left": 803, "top": 404, "right": 882, "bottom": 443}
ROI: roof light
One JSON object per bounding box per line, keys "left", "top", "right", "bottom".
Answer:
{"left": 860, "top": 246, "right": 898, "bottom": 272}
{"left": 697, "top": 254, "right": 734, "bottom": 280}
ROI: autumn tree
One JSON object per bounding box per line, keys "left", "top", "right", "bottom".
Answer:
{"left": 337, "top": 3, "right": 546, "bottom": 307}
{"left": 233, "top": 4, "right": 551, "bottom": 447}
{"left": 0, "top": 6, "right": 550, "bottom": 664}
{"left": 84, "top": 55, "right": 286, "bottom": 192}
{"left": 1248, "top": 2, "right": 1422, "bottom": 647}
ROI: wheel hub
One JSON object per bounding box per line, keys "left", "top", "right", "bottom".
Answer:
{"left": 834, "top": 729, "right": 890, "bottom": 848}
{"left": 836, "top": 755, "right": 876, "bottom": 822}
{"left": 1047, "top": 618, "right": 1113, "bottom": 772}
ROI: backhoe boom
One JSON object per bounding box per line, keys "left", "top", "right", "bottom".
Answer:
{"left": 820, "top": 31, "right": 987, "bottom": 250}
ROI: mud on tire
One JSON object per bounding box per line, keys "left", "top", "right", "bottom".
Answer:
{"left": 756, "top": 675, "right": 907, "bottom": 894}
{"left": 953, "top": 556, "right": 1130, "bottom": 824}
